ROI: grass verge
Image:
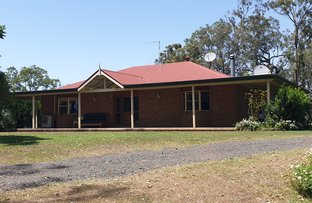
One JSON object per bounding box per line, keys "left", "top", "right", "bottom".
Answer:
{"left": 0, "top": 131, "right": 311, "bottom": 164}
{"left": 1, "top": 149, "right": 311, "bottom": 202}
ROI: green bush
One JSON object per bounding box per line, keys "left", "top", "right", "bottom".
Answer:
{"left": 266, "top": 86, "right": 312, "bottom": 129}
{"left": 0, "top": 71, "right": 15, "bottom": 130}
{"left": 292, "top": 153, "right": 312, "bottom": 198}
{"left": 235, "top": 117, "right": 261, "bottom": 131}
{"left": 0, "top": 109, "right": 15, "bottom": 130}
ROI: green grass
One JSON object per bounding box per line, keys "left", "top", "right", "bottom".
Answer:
{"left": 0, "top": 131, "right": 312, "bottom": 164}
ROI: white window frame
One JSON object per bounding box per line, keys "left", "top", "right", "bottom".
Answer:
{"left": 58, "top": 97, "right": 78, "bottom": 115}
{"left": 184, "top": 91, "right": 209, "bottom": 111}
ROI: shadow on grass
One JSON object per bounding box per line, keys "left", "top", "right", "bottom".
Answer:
{"left": 59, "top": 184, "right": 131, "bottom": 202}
{"left": 0, "top": 135, "right": 50, "bottom": 146}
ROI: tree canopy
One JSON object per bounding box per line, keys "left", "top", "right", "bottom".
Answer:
{"left": 157, "top": 0, "right": 312, "bottom": 91}
{"left": 4, "top": 65, "right": 61, "bottom": 128}
{"left": 0, "top": 24, "right": 5, "bottom": 39}
{"left": 268, "top": 0, "right": 312, "bottom": 88}
{"left": 5, "top": 65, "right": 61, "bottom": 92}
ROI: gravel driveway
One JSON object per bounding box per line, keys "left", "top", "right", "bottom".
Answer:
{"left": 1, "top": 136, "right": 312, "bottom": 191}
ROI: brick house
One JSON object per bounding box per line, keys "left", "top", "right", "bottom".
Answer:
{"left": 17, "top": 61, "right": 290, "bottom": 129}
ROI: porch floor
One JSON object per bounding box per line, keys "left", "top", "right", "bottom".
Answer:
{"left": 17, "top": 127, "right": 235, "bottom": 132}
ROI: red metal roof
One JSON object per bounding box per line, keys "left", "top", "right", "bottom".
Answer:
{"left": 57, "top": 80, "right": 85, "bottom": 90}
{"left": 105, "top": 61, "right": 229, "bottom": 85}
{"left": 58, "top": 62, "right": 230, "bottom": 89}
{"left": 102, "top": 69, "right": 144, "bottom": 86}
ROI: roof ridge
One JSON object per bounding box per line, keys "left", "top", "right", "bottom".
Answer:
{"left": 102, "top": 69, "right": 143, "bottom": 79}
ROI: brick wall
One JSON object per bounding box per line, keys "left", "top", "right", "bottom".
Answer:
{"left": 138, "top": 88, "right": 183, "bottom": 127}
{"left": 40, "top": 84, "right": 249, "bottom": 128}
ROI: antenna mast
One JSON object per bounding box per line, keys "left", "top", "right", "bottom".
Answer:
{"left": 99, "top": 61, "right": 101, "bottom": 76}
{"left": 147, "top": 40, "right": 161, "bottom": 58}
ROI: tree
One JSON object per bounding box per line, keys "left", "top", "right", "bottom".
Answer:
{"left": 268, "top": 0, "right": 312, "bottom": 85}
{"left": 0, "top": 24, "right": 5, "bottom": 40}
{"left": 0, "top": 71, "right": 15, "bottom": 130}
{"left": 156, "top": 0, "right": 285, "bottom": 77}
{"left": 302, "top": 43, "right": 312, "bottom": 90}
{"left": 5, "top": 66, "right": 61, "bottom": 128}
{"left": 227, "top": 0, "right": 286, "bottom": 75}
{"left": 0, "top": 71, "right": 11, "bottom": 114}
{"left": 155, "top": 43, "right": 186, "bottom": 64}
{"left": 184, "top": 19, "right": 232, "bottom": 74}
{"left": 5, "top": 65, "right": 61, "bottom": 92}
{"left": 0, "top": 25, "right": 14, "bottom": 130}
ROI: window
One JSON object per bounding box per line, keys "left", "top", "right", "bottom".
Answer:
{"left": 59, "top": 99, "right": 68, "bottom": 115}
{"left": 185, "top": 92, "right": 199, "bottom": 111}
{"left": 58, "top": 98, "right": 78, "bottom": 115}
{"left": 184, "top": 91, "right": 209, "bottom": 111}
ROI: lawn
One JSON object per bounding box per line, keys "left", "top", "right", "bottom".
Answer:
{"left": 0, "top": 131, "right": 312, "bottom": 164}
{"left": 1, "top": 149, "right": 311, "bottom": 202}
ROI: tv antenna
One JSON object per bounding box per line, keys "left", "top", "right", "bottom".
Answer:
{"left": 147, "top": 41, "right": 161, "bottom": 57}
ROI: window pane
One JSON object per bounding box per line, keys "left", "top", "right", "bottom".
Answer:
{"left": 201, "top": 92, "right": 209, "bottom": 110}
{"left": 195, "top": 101, "right": 199, "bottom": 110}
{"left": 59, "top": 106, "right": 68, "bottom": 115}
{"left": 185, "top": 92, "right": 199, "bottom": 111}
{"left": 59, "top": 99, "right": 68, "bottom": 115}
{"left": 187, "top": 101, "right": 192, "bottom": 111}
{"left": 195, "top": 92, "right": 199, "bottom": 100}
{"left": 187, "top": 92, "right": 192, "bottom": 101}
{"left": 60, "top": 100, "right": 67, "bottom": 106}
{"left": 123, "top": 97, "right": 131, "bottom": 112}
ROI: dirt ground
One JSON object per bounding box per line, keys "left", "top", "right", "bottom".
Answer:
{"left": 1, "top": 149, "right": 310, "bottom": 203}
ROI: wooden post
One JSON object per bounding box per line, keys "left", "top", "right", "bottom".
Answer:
{"left": 267, "top": 80, "right": 271, "bottom": 104}
{"left": 130, "top": 90, "right": 134, "bottom": 129}
{"left": 192, "top": 85, "right": 196, "bottom": 128}
{"left": 32, "top": 96, "right": 35, "bottom": 129}
{"left": 35, "top": 107, "right": 38, "bottom": 128}
{"left": 78, "top": 92, "right": 81, "bottom": 129}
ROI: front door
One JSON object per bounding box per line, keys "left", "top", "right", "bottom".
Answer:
{"left": 115, "top": 97, "right": 122, "bottom": 126}
{"left": 115, "top": 96, "right": 139, "bottom": 127}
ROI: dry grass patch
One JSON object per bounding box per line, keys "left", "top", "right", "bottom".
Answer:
{"left": 1, "top": 149, "right": 311, "bottom": 203}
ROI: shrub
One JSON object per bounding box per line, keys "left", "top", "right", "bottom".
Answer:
{"left": 266, "top": 86, "right": 312, "bottom": 129}
{"left": 0, "top": 71, "right": 15, "bottom": 130}
{"left": 274, "top": 119, "right": 299, "bottom": 130}
{"left": 292, "top": 151, "right": 312, "bottom": 198}
{"left": 235, "top": 117, "right": 261, "bottom": 131}
{"left": 0, "top": 109, "right": 15, "bottom": 131}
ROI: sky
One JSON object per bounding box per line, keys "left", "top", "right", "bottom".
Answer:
{"left": 0, "top": 0, "right": 292, "bottom": 86}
